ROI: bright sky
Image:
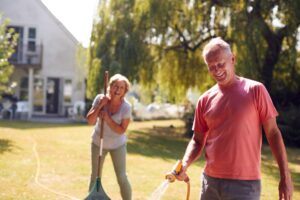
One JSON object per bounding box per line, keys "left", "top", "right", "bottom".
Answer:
{"left": 41, "top": 0, "right": 99, "bottom": 47}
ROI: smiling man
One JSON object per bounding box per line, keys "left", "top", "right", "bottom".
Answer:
{"left": 177, "top": 37, "right": 293, "bottom": 200}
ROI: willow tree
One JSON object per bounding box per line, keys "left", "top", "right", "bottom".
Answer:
{"left": 88, "top": 0, "right": 300, "bottom": 104}
{"left": 87, "top": 0, "right": 152, "bottom": 99}
{"left": 230, "top": 0, "right": 300, "bottom": 105}
{"left": 0, "top": 16, "right": 18, "bottom": 96}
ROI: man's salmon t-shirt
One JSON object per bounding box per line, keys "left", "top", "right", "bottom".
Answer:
{"left": 193, "top": 77, "right": 278, "bottom": 180}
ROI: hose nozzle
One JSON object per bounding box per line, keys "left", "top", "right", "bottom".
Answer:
{"left": 165, "top": 160, "right": 186, "bottom": 183}
{"left": 165, "top": 160, "right": 191, "bottom": 200}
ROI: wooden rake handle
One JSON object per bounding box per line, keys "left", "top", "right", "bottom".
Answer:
{"left": 97, "top": 71, "right": 109, "bottom": 177}
{"left": 99, "top": 71, "right": 109, "bottom": 141}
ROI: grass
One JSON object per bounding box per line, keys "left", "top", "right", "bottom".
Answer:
{"left": 0, "top": 119, "right": 299, "bottom": 200}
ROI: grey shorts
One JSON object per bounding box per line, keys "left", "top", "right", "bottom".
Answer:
{"left": 200, "top": 173, "right": 261, "bottom": 200}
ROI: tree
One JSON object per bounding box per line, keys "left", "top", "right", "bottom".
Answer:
{"left": 75, "top": 44, "right": 88, "bottom": 93}
{"left": 89, "top": 0, "right": 300, "bottom": 104}
{"left": 230, "top": 0, "right": 300, "bottom": 105}
{"left": 87, "top": 0, "right": 152, "bottom": 100}
{"left": 0, "top": 15, "right": 18, "bottom": 97}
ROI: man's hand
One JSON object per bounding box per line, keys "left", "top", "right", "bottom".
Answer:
{"left": 176, "top": 164, "right": 189, "bottom": 182}
{"left": 263, "top": 118, "right": 293, "bottom": 200}
{"left": 279, "top": 172, "right": 293, "bottom": 200}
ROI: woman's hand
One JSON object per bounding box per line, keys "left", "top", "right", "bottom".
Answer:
{"left": 97, "top": 95, "right": 110, "bottom": 109}
{"left": 86, "top": 95, "right": 110, "bottom": 125}
{"left": 98, "top": 111, "right": 110, "bottom": 121}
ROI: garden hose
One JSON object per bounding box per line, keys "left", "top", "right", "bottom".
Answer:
{"left": 165, "top": 160, "right": 190, "bottom": 200}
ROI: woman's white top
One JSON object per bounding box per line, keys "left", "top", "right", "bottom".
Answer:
{"left": 91, "top": 94, "right": 132, "bottom": 150}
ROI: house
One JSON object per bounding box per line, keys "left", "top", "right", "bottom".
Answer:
{"left": 0, "top": 0, "right": 86, "bottom": 119}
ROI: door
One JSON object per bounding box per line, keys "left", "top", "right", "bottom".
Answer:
{"left": 46, "top": 78, "right": 59, "bottom": 114}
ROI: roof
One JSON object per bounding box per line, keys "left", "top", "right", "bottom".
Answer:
{"left": 33, "top": 0, "right": 79, "bottom": 45}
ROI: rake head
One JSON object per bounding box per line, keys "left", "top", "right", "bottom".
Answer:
{"left": 84, "top": 177, "right": 110, "bottom": 200}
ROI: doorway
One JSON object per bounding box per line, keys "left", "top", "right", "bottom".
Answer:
{"left": 46, "top": 78, "right": 59, "bottom": 114}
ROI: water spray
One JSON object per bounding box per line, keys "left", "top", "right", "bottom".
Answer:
{"left": 148, "top": 160, "right": 190, "bottom": 200}
{"left": 165, "top": 160, "right": 190, "bottom": 200}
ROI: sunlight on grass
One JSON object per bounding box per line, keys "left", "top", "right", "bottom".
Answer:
{"left": 0, "top": 119, "right": 299, "bottom": 199}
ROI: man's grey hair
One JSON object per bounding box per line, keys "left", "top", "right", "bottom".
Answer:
{"left": 202, "top": 37, "right": 232, "bottom": 62}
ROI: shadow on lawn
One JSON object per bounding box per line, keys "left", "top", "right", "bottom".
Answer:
{"left": 0, "top": 120, "right": 86, "bottom": 129}
{"left": 127, "top": 126, "right": 202, "bottom": 165}
{"left": 128, "top": 126, "right": 300, "bottom": 191}
{"left": 261, "top": 146, "right": 300, "bottom": 192}
{"left": 0, "top": 139, "right": 15, "bottom": 154}
{"left": 262, "top": 158, "right": 300, "bottom": 192}
{"left": 128, "top": 130, "right": 187, "bottom": 160}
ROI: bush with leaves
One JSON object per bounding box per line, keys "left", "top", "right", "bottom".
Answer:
{"left": 277, "top": 105, "right": 300, "bottom": 147}
{"left": 0, "top": 15, "right": 18, "bottom": 97}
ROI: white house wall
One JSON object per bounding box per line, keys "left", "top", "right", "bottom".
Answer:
{"left": 0, "top": 0, "right": 86, "bottom": 116}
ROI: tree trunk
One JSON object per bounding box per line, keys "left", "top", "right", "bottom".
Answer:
{"left": 261, "top": 34, "right": 283, "bottom": 91}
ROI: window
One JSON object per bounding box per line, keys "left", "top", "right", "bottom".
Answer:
{"left": 28, "top": 28, "right": 36, "bottom": 39}
{"left": 19, "top": 77, "right": 28, "bottom": 101}
{"left": 28, "top": 41, "right": 36, "bottom": 52}
{"left": 7, "top": 26, "right": 24, "bottom": 62}
{"left": 27, "top": 28, "right": 36, "bottom": 53}
{"left": 64, "top": 80, "right": 72, "bottom": 103}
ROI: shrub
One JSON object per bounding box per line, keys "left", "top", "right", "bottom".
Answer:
{"left": 277, "top": 104, "right": 300, "bottom": 147}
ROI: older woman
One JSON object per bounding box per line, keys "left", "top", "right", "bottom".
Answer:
{"left": 86, "top": 74, "right": 132, "bottom": 200}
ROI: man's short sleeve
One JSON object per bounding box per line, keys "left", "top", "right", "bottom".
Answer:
{"left": 192, "top": 98, "right": 208, "bottom": 134}
{"left": 254, "top": 84, "right": 278, "bottom": 123}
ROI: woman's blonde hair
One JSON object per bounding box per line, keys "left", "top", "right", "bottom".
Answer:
{"left": 107, "top": 74, "right": 131, "bottom": 97}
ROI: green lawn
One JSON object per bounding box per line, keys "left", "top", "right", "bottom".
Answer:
{"left": 0, "top": 120, "right": 299, "bottom": 200}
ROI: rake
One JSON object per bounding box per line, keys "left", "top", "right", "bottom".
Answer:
{"left": 85, "top": 71, "right": 110, "bottom": 200}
